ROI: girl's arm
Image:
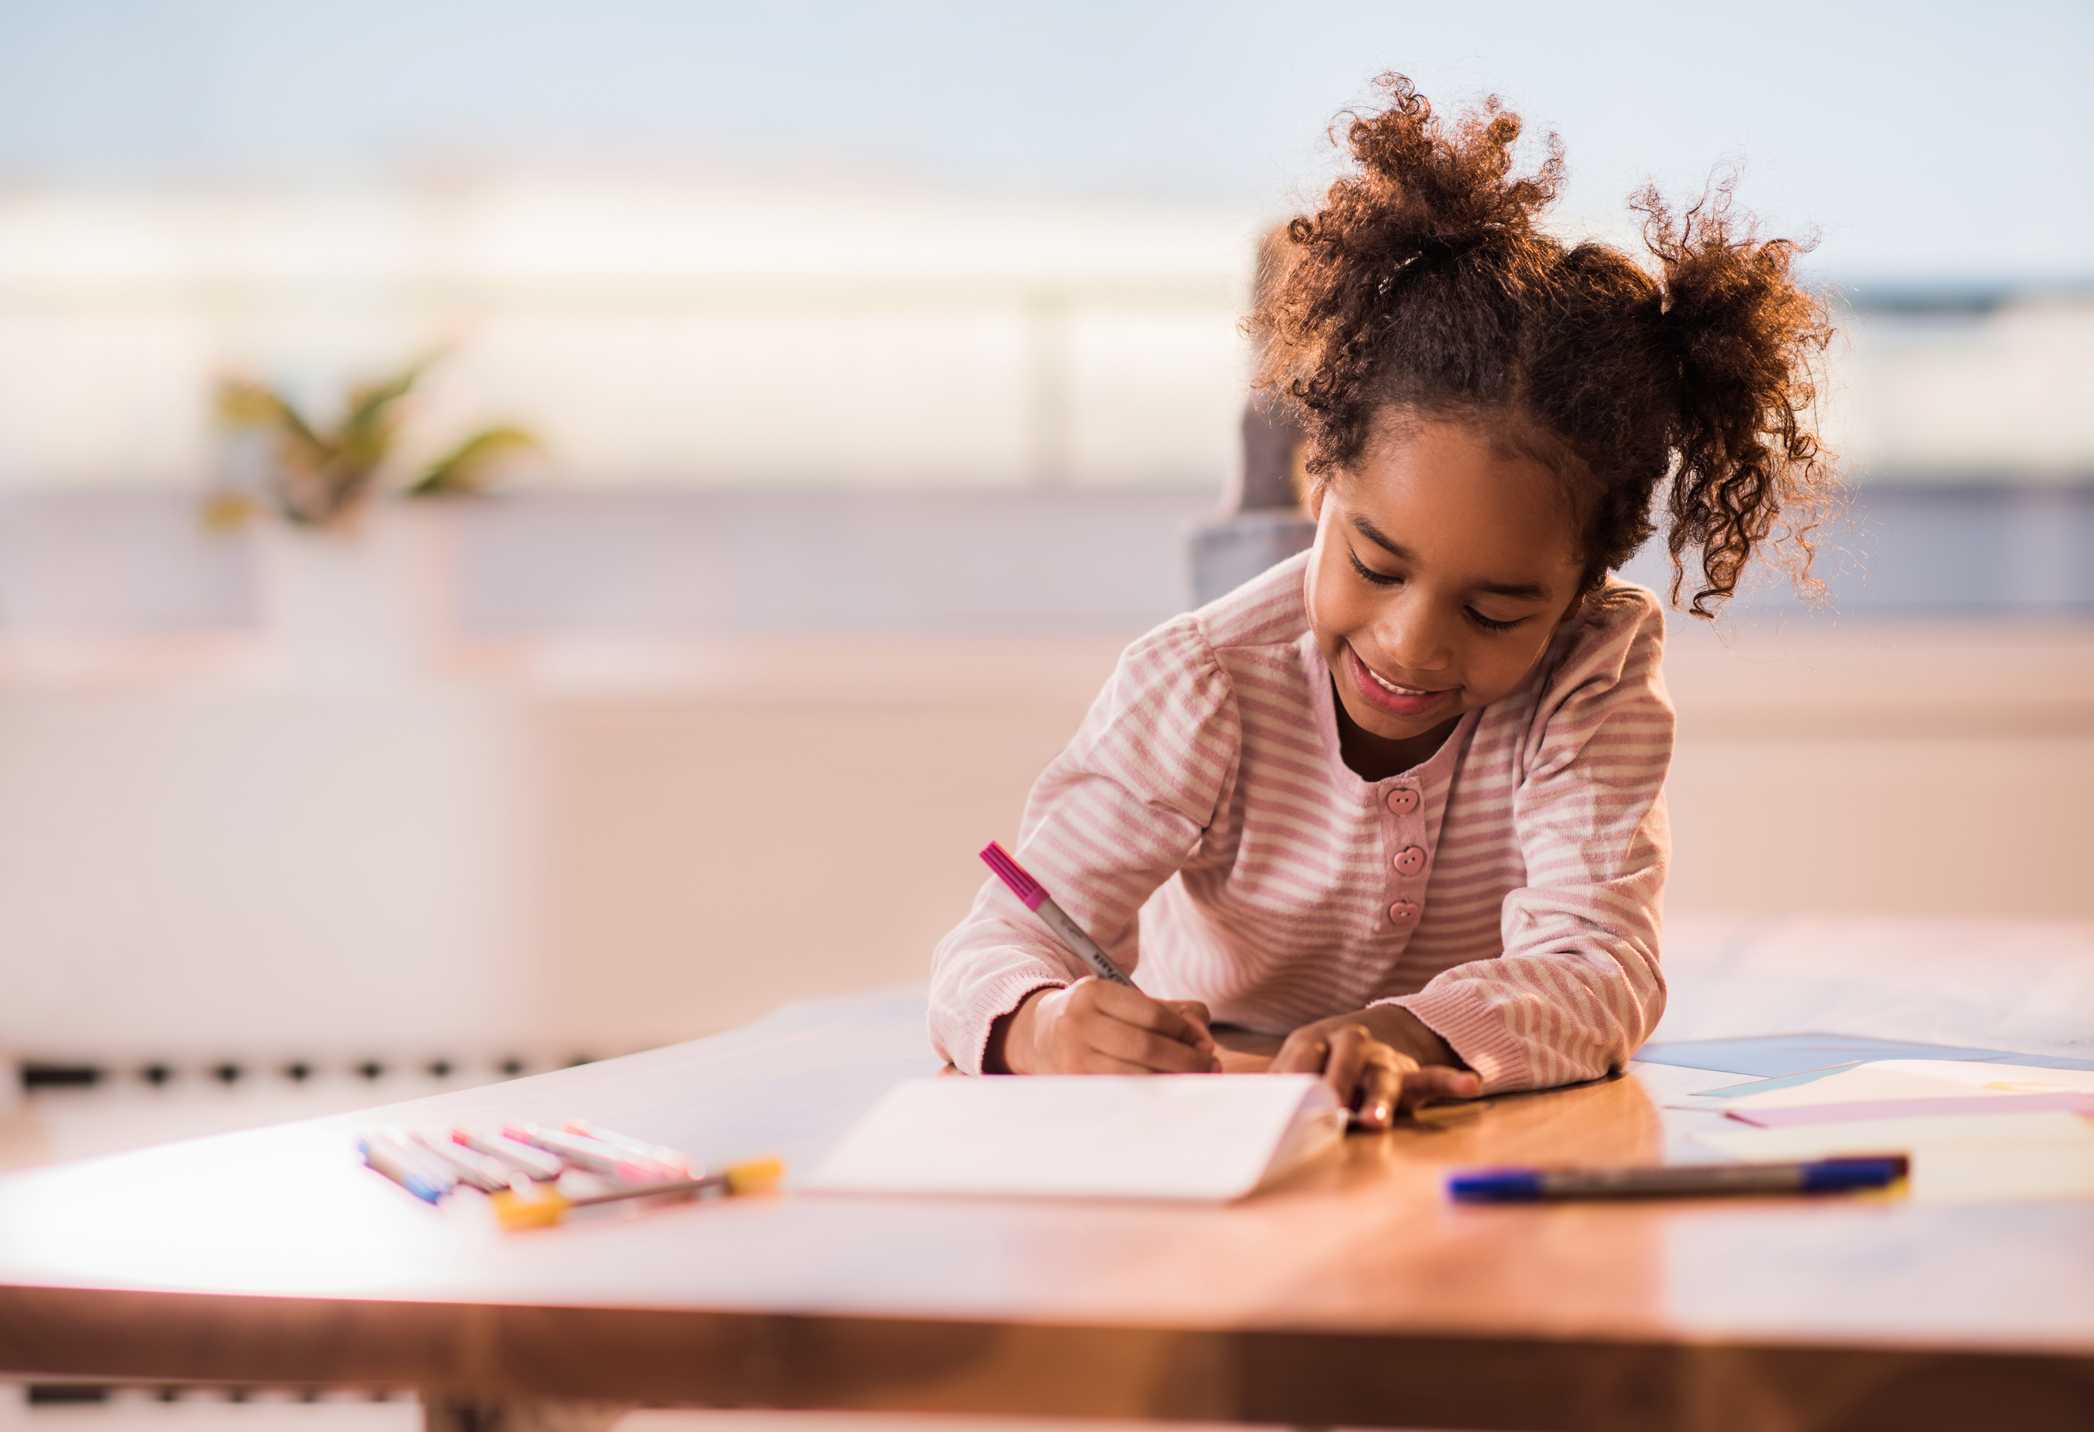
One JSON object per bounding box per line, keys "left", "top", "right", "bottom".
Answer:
{"left": 929, "top": 614, "right": 1243, "bottom": 1075}
{"left": 1377, "top": 589, "right": 1674, "bottom": 1093}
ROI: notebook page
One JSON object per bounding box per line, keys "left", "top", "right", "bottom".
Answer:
{"left": 803, "top": 1074, "right": 1344, "bottom": 1202}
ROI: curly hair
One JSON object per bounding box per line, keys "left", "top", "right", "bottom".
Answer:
{"left": 1248, "top": 74, "right": 1838, "bottom": 617}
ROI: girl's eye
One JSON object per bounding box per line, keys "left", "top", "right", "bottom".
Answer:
{"left": 1349, "top": 547, "right": 1527, "bottom": 632}
{"left": 1345, "top": 549, "right": 1401, "bottom": 586}
{"left": 1465, "top": 609, "right": 1524, "bottom": 634}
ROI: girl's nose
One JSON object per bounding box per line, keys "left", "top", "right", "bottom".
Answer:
{"left": 1377, "top": 595, "right": 1457, "bottom": 676}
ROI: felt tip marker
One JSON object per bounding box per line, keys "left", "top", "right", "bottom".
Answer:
{"left": 502, "top": 1123, "right": 681, "bottom": 1182}
{"left": 453, "top": 1128, "right": 565, "bottom": 1182}
{"left": 491, "top": 1156, "right": 784, "bottom": 1232}
{"left": 979, "top": 841, "right": 1135, "bottom": 988}
{"left": 1447, "top": 1153, "right": 1911, "bottom": 1202}
{"left": 410, "top": 1131, "right": 516, "bottom": 1193}
{"left": 561, "top": 1121, "right": 694, "bottom": 1176}
{"left": 358, "top": 1136, "right": 448, "bottom": 1204}
{"left": 371, "top": 1129, "right": 458, "bottom": 1196}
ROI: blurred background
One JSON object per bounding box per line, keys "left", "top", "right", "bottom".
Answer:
{"left": 0, "top": 1, "right": 2090, "bottom": 1420}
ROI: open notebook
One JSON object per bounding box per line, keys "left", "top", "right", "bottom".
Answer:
{"left": 803, "top": 1074, "right": 1347, "bottom": 1202}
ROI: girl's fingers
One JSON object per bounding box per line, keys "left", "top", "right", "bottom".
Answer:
{"left": 1088, "top": 1011, "right": 1222, "bottom": 1074}
{"left": 1073, "top": 1049, "right": 1156, "bottom": 1075}
{"left": 1396, "top": 1064, "right": 1484, "bottom": 1109}
{"left": 1083, "top": 980, "right": 1213, "bottom": 1052}
{"left": 1355, "top": 1057, "right": 1407, "bottom": 1130}
{"left": 1268, "top": 1029, "right": 1328, "bottom": 1076}
{"left": 1351, "top": 1043, "right": 1421, "bottom": 1125}
{"left": 1162, "top": 1000, "right": 1218, "bottom": 1051}
{"left": 1321, "top": 1026, "right": 1374, "bottom": 1105}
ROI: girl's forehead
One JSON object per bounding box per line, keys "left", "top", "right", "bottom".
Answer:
{"left": 1341, "top": 419, "right": 1583, "bottom": 582}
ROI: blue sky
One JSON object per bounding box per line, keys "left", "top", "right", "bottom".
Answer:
{"left": 3, "top": 1, "right": 2088, "bottom": 281}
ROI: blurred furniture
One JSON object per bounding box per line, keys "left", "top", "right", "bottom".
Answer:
{"left": 1189, "top": 402, "right": 1315, "bottom": 605}
{"left": 3, "top": 918, "right": 2091, "bottom": 1431}
{"left": 1189, "top": 223, "right": 1315, "bottom": 606}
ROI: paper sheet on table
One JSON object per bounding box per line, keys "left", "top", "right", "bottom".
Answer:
{"left": 1727, "top": 1092, "right": 2094, "bottom": 1128}
{"left": 803, "top": 1074, "right": 1346, "bottom": 1202}
{"left": 1725, "top": 1060, "right": 2094, "bottom": 1113}
{"left": 1694, "top": 1111, "right": 2094, "bottom": 1204}
{"left": 1636, "top": 1032, "right": 2094, "bottom": 1079}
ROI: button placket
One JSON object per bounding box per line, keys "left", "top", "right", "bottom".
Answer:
{"left": 1382, "top": 781, "right": 1427, "bottom": 930}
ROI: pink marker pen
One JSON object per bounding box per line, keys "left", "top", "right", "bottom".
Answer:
{"left": 980, "top": 840, "right": 1217, "bottom": 1068}
{"left": 503, "top": 1123, "right": 679, "bottom": 1183}
{"left": 979, "top": 840, "right": 1137, "bottom": 988}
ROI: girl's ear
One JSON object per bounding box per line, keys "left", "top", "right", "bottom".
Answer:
{"left": 1306, "top": 479, "right": 1328, "bottom": 522}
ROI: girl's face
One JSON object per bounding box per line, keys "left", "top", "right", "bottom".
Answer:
{"left": 1304, "top": 414, "right": 1587, "bottom": 772}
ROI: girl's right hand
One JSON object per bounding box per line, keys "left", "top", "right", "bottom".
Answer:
{"left": 1003, "top": 979, "right": 1222, "bottom": 1075}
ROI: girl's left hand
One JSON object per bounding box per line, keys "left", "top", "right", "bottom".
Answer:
{"left": 1270, "top": 1007, "right": 1482, "bottom": 1130}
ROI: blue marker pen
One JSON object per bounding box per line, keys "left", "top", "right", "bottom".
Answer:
{"left": 358, "top": 1136, "right": 450, "bottom": 1204}
{"left": 1448, "top": 1153, "right": 1909, "bottom": 1202}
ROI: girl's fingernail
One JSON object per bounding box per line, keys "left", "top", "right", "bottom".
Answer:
{"left": 1370, "top": 1101, "right": 1393, "bottom": 1126}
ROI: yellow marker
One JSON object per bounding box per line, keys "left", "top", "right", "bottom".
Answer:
{"left": 491, "top": 1156, "right": 784, "bottom": 1232}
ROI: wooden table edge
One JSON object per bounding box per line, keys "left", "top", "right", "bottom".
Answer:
{"left": 5, "top": 1283, "right": 2091, "bottom": 1431}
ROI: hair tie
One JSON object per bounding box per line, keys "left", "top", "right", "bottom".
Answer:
{"left": 1375, "top": 230, "right": 1492, "bottom": 298}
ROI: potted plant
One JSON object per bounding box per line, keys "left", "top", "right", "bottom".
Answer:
{"left": 203, "top": 355, "right": 540, "bottom": 673}
{"left": 205, "top": 354, "right": 537, "bottom": 531}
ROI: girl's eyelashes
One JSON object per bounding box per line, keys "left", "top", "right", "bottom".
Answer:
{"left": 1345, "top": 547, "right": 1402, "bottom": 587}
{"left": 1345, "top": 547, "right": 1528, "bottom": 634}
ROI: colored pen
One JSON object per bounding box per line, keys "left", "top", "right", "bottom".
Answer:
{"left": 453, "top": 1127, "right": 566, "bottom": 1182}
{"left": 502, "top": 1122, "right": 682, "bottom": 1182}
{"left": 979, "top": 840, "right": 1136, "bottom": 988}
{"left": 490, "top": 1156, "right": 784, "bottom": 1232}
{"left": 411, "top": 1131, "right": 517, "bottom": 1193}
{"left": 981, "top": 839, "right": 1221, "bottom": 1066}
{"left": 562, "top": 1121, "right": 694, "bottom": 1176}
{"left": 371, "top": 1128, "right": 459, "bottom": 1196}
{"left": 1447, "top": 1153, "right": 1911, "bottom": 1202}
{"left": 358, "top": 1135, "right": 449, "bottom": 1204}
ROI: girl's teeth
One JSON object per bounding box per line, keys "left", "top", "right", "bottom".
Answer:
{"left": 1367, "top": 666, "right": 1429, "bottom": 696}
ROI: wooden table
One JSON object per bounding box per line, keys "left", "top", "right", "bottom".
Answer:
{"left": 2, "top": 985, "right": 2091, "bottom": 1431}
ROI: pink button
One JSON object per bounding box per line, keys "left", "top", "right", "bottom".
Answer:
{"left": 1387, "top": 899, "right": 1420, "bottom": 925}
{"left": 1385, "top": 787, "right": 1420, "bottom": 815}
{"left": 1394, "top": 845, "right": 1427, "bottom": 877}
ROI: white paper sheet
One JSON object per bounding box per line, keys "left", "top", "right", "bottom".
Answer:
{"left": 1694, "top": 1111, "right": 2094, "bottom": 1204}
{"left": 1725, "top": 1059, "right": 2094, "bottom": 1113}
{"left": 802, "top": 1074, "right": 1347, "bottom": 1202}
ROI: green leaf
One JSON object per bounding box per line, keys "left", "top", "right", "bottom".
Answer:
{"left": 404, "top": 425, "right": 539, "bottom": 497}
{"left": 337, "top": 354, "right": 435, "bottom": 467}
{"left": 214, "top": 378, "right": 331, "bottom": 465}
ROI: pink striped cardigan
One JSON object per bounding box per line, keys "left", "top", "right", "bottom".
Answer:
{"left": 929, "top": 550, "right": 1673, "bottom": 1091}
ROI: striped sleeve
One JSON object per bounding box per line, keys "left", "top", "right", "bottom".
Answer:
{"left": 928, "top": 614, "right": 1241, "bottom": 1074}
{"left": 1384, "top": 589, "right": 1674, "bottom": 1092}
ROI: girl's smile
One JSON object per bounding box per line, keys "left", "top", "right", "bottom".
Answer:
{"left": 1345, "top": 641, "right": 1456, "bottom": 719}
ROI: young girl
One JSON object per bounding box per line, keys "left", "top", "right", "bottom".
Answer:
{"left": 930, "top": 74, "right": 1835, "bottom": 1128}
